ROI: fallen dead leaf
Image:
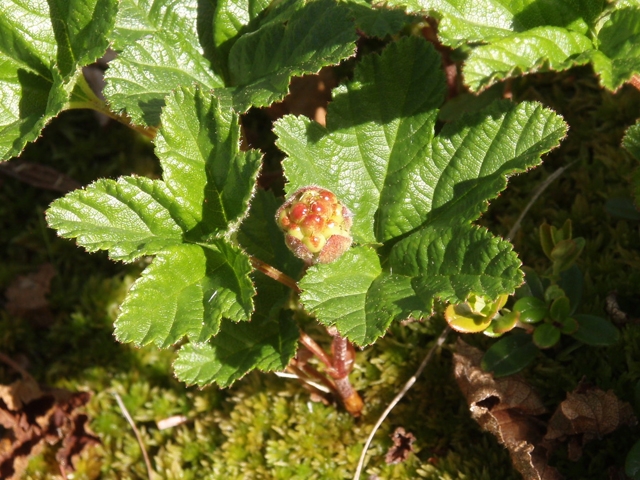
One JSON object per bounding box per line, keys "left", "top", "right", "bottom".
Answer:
{"left": 544, "top": 379, "right": 637, "bottom": 461}
{"left": 0, "top": 364, "right": 98, "bottom": 479}
{"left": 384, "top": 426, "right": 416, "bottom": 464}
{"left": 5, "top": 263, "right": 56, "bottom": 326}
{"left": 453, "top": 339, "right": 562, "bottom": 480}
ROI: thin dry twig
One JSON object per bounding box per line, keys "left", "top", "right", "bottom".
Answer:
{"left": 0, "top": 352, "right": 35, "bottom": 382}
{"left": 506, "top": 160, "right": 578, "bottom": 241}
{"left": 353, "top": 326, "right": 451, "bottom": 480}
{"left": 113, "top": 392, "right": 154, "bottom": 480}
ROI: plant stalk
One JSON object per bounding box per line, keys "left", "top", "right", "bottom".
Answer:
{"left": 249, "top": 256, "right": 300, "bottom": 293}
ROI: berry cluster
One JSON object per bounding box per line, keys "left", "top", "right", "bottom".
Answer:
{"left": 276, "top": 186, "right": 353, "bottom": 264}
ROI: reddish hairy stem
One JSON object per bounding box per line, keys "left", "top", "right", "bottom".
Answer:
{"left": 249, "top": 256, "right": 300, "bottom": 293}
{"left": 329, "top": 334, "right": 363, "bottom": 416}
{"left": 299, "top": 331, "right": 334, "bottom": 370}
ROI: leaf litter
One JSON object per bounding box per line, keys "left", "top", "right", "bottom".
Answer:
{"left": 454, "top": 339, "right": 637, "bottom": 479}
{"left": 0, "top": 355, "right": 98, "bottom": 479}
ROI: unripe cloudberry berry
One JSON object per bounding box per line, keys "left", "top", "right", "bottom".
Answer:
{"left": 276, "top": 186, "right": 353, "bottom": 264}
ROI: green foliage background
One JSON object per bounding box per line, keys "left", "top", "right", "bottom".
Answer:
{"left": 1, "top": 63, "right": 640, "bottom": 478}
{"left": 1, "top": 0, "right": 640, "bottom": 477}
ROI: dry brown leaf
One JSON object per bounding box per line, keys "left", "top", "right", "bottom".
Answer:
{"left": 544, "top": 379, "right": 637, "bottom": 461}
{"left": 453, "top": 339, "right": 562, "bottom": 480}
{"left": 0, "top": 378, "right": 42, "bottom": 412}
{"left": 0, "top": 376, "right": 98, "bottom": 479}
{"left": 5, "top": 263, "right": 56, "bottom": 326}
{"left": 384, "top": 427, "right": 416, "bottom": 465}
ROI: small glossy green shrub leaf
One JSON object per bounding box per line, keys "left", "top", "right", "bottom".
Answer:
{"left": 549, "top": 296, "right": 570, "bottom": 321}
{"left": 627, "top": 440, "right": 640, "bottom": 480}
{"left": 558, "top": 316, "right": 578, "bottom": 335}
{"left": 47, "top": 87, "right": 260, "bottom": 350}
{"left": 483, "top": 311, "right": 519, "bottom": 337}
{"left": 278, "top": 37, "right": 566, "bottom": 344}
{"left": 445, "top": 303, "right": 492, "bottom": 333}
{"left": 174, "top": 314, "right": 299, "bottom": 388}
{"left": 533, "top": 323, "right": 560, "bottom": 349}
{"left": 539, "top": 222, "right": 555, "bottom": 260}
{"left": 572, "top": 314, "right": 620, "bottom": 346}
{"left": 558, "top": 265, "right": 583, "bottom": 314}
{"left": 481, "top": 332, "right": 538, "bottom": 377}
{"left": 513, "top": 297, "right": 546, "bottom": 324}
{"left": 104, "top": 0, "right": 224, "bottom": 126}
{"left": 517, "top": 266, "right": 545, "bottom": 300}
{"left": 605, "top": 197, "right": 640, "bottom": 221}
{"left": 544, "top": 284, "right": 566, "bottom": 303}
{"left": 0, "top": 0, "right": 118, "bottom": 160}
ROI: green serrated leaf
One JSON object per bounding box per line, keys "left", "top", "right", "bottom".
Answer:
{"left": 210, "top": 0, "right": 272, "bottom": 81}
{"left": 48, "top": 86, "right": 259, "bottom": 350}
{"left": 278, "top": 37, "right": 565, "bottom": 343}
{"left": 463, "top": 27, "right": 592, "bottom": 91}
{"left": 482, "top": 332, "right": 538, "bottom": 377}
{"left": 115, "top": 243, "right": 254, "bottom": 348}
{"left": 0, "top": 0, "right": 117, "bottom": 160}
{"left": 276, "top": 37, "right": 447, "bottom": 244}
{"left": 347, "top": 0, "right": 417, "bottom": 38}
{"left": 390, "top": 225, "right": 524, "bottom": 306}
{"left": 155, "top": 86, "right": 261, "bottom": 237}
{"left": 591, "top": 8, "right": 640, "bottom": 90}
{"left": 46, "top": 176, "right": 184, "bottom": 261}
{"left": 221, "top": 0, "right": 358, "bottom": 112}
{"left": 387, "top": 0, "right": 604, "bottom": 46}
{"left": 47, "top": 87, "right": 261, "bottom": 261}
{"left": 624, "top": 122, "right": 640, "bottom": 161}
{"left": 300, "top": 247, "right": 383, "bottom": 345}
{"left": 623, "top": 122, "right": 640, "bottom": 207}
{"left": 174, "top": 314, "right": 299, "bottom": 387}
{"left": 237, "top": 188, "right": 304, "bottom": 318}
{"left": 104, "top": 0, "right": 224, "bottom": 125}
